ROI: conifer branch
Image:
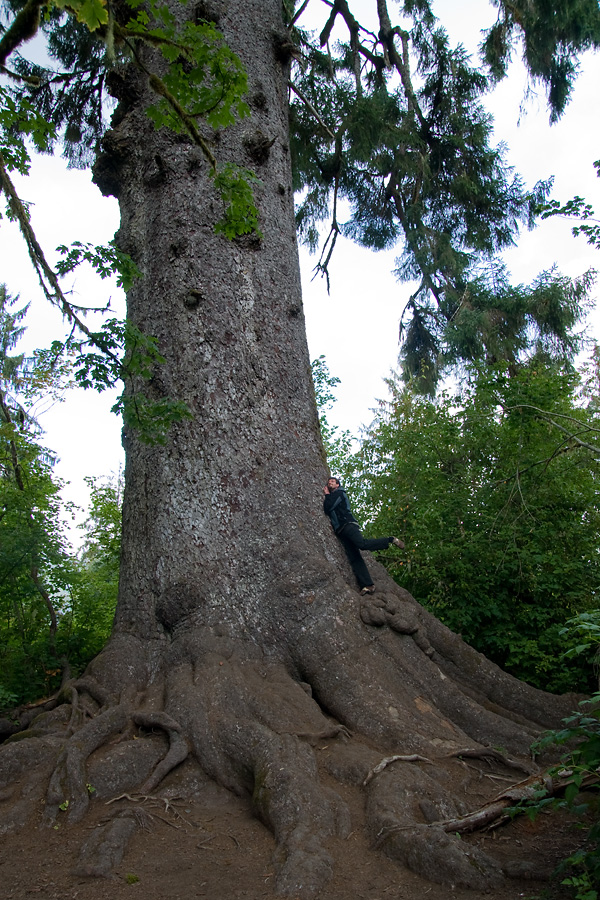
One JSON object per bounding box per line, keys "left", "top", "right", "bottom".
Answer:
{"left": 0, "top": 153, "right": 121, "bottom": 366}
{"left": 376, "top": 0, "right": 425, "bottom": 126}
{"left": 288, "top": 82, "right": 335, "bottom": 140}
{"left": 0, "top": 64, "right": 40, "bottom": 86}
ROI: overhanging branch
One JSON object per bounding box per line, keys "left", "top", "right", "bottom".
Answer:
{"left": 0, "top": 153, "right": 121, "bottom": 368}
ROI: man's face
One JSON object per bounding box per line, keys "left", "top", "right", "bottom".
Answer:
{"left": 327, "top": 478, "right": 339, "bottom": 491}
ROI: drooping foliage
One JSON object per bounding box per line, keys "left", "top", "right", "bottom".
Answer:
{"left": 287, "top": 0, "right": 592, "bottom": 390}
{"left": 343, "top": 355, "right": 600, "bottom": 693}
{"left": 1, "top": 0, "right": 595, "bottom": 396}
{"left": 482, "top": 0, "right": 600, "bottom": 121}
{"left": 442, "top": 263, "right": 592, "bottom": 371}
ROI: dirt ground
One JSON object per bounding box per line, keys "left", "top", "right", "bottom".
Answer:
{"left": 1, "top": 745, "right": 591, "bottom": 900}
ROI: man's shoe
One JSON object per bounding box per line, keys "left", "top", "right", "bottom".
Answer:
{"left": 360, "top": 586, "right": 375, "bottom": 595}
{"left": 392, "top": 537, "right": 405, "bottom": 549}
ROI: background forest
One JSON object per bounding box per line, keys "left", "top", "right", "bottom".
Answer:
{"left": 0, "top": 290, "right": 121, "bottom": 706}
{"left": 316, "top": 346, "right": 600, "bottom": 695}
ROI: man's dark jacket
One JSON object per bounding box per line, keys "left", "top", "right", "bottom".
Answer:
{"left": 323, "top": 487, "right": 357, "bottom": 533}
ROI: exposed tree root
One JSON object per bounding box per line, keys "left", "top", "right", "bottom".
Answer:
{"left": 107, "top": 791, "right": 191, "bottom": 824}
{"left": 0, "top": 577, "right": 590, "bottom": 896}
{"left": 132, "top": 712, "right": 190, "bottom": 793}
{"left": 45, "top": 704, "right": 131, "bottom": 823}
{"left": 66, "top": 676, "right": 114, "bottom": 711}
{"left": 74, "top": 809, "right": 143, "bottom": 877}
{"left": 447, "top": 746, "right": 537, "bottom": 775}
{"left": 365, "top": 760, "right": 505, "bottom": 888}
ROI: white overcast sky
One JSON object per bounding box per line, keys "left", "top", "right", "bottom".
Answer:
{"left": 1, "top": 0, "right": 599, "bottom": 538}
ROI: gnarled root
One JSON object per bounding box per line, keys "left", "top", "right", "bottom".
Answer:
{"left": 73, "top": 809, "right": 142, "bottom": 877}
{"left": 161, "top": 638, "right": 351, "bottom": 897}
{"left": 324, "top": 738, "right": 504, "bottom": 889}
{"left": 45, "top": 704, "right": 131, "bottom": 823}
{"left": 132, "top": 712, "right": 190, "bottom": 793}
{"left": 251, "top": 729, "right": 349, "bottom": 898}
{"left": 0, "top": 581, "right": 589, "bottom": 897}
{"left": 0, "top": 735, "right": 65, "bottom": 835}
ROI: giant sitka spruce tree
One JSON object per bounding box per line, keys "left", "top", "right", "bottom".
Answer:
{"left": 0, "top": 0, "right": 596, "bottom": 895}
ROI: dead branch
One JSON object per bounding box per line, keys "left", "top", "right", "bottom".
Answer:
{"left": 435, "top": 769, "right": 600, "bottom": 835}
{"left": 447, "top": 747, "right": 537, "bottom": 776}
{"left": 363, "top": 754, "right": 433, "bottom": 786}
{"left": 288, "top": 81, "right": 336, "bottom": 140}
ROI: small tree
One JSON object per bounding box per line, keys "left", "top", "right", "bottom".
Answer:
{"left": 56, "top": 475, "right": 122, "bottom": 678}
{"left": 0, "top": 286, "right": 74, "bottom": 703}
{"left": 311, "top": 355, "right": 354, "bottom": 478}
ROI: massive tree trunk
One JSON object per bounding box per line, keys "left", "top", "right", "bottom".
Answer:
{"left": 0, "top": 1, "right": 584, "bottom": 895}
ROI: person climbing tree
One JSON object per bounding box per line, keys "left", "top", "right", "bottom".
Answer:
{"left": 323, "top": 476, "right": 404, "bottom": 594}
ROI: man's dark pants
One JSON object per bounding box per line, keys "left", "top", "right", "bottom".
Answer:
{"left": 337, "top": 523, "right": 392, "bottom": 589}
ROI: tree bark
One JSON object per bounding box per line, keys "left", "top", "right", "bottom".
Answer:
{"left": 98, "top": 0, "right": 332, "bottom": 655}
{"left": 0, "top": 1, "right": 586, "bottom": 895}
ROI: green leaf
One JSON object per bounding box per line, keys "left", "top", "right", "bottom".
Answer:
{"left": 55, "top": 241, "right": 141, "bottom": 292}
{"left": 53, "top": 0, "right": 109, "bottom": 30}
{"left": 0, "top": 87, "right": 56, "bottom": 176}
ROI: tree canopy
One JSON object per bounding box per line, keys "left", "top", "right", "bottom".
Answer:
{"left": 1, "top": 0, "right": 597, "bottom": 393}
{"left": 289, "top": 0, "right": 597, "bottom": 389}
{"left": 482, "top": 0, "right": 600, "bottom": 120}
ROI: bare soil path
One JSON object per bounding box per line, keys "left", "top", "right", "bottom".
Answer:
{"left": 1, "top": 754, "right": 585, "bottom": 900}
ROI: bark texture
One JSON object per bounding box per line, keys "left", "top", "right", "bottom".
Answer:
{"left": 0, "top": 1, "right": 584, "bottom": 896}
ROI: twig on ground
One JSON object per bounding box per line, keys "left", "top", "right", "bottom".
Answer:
{"left": 446, "top": 747, "right": 536, "bottom": 775}
{"left": 363, "top": 754, "right": 433, "bottom": 786}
